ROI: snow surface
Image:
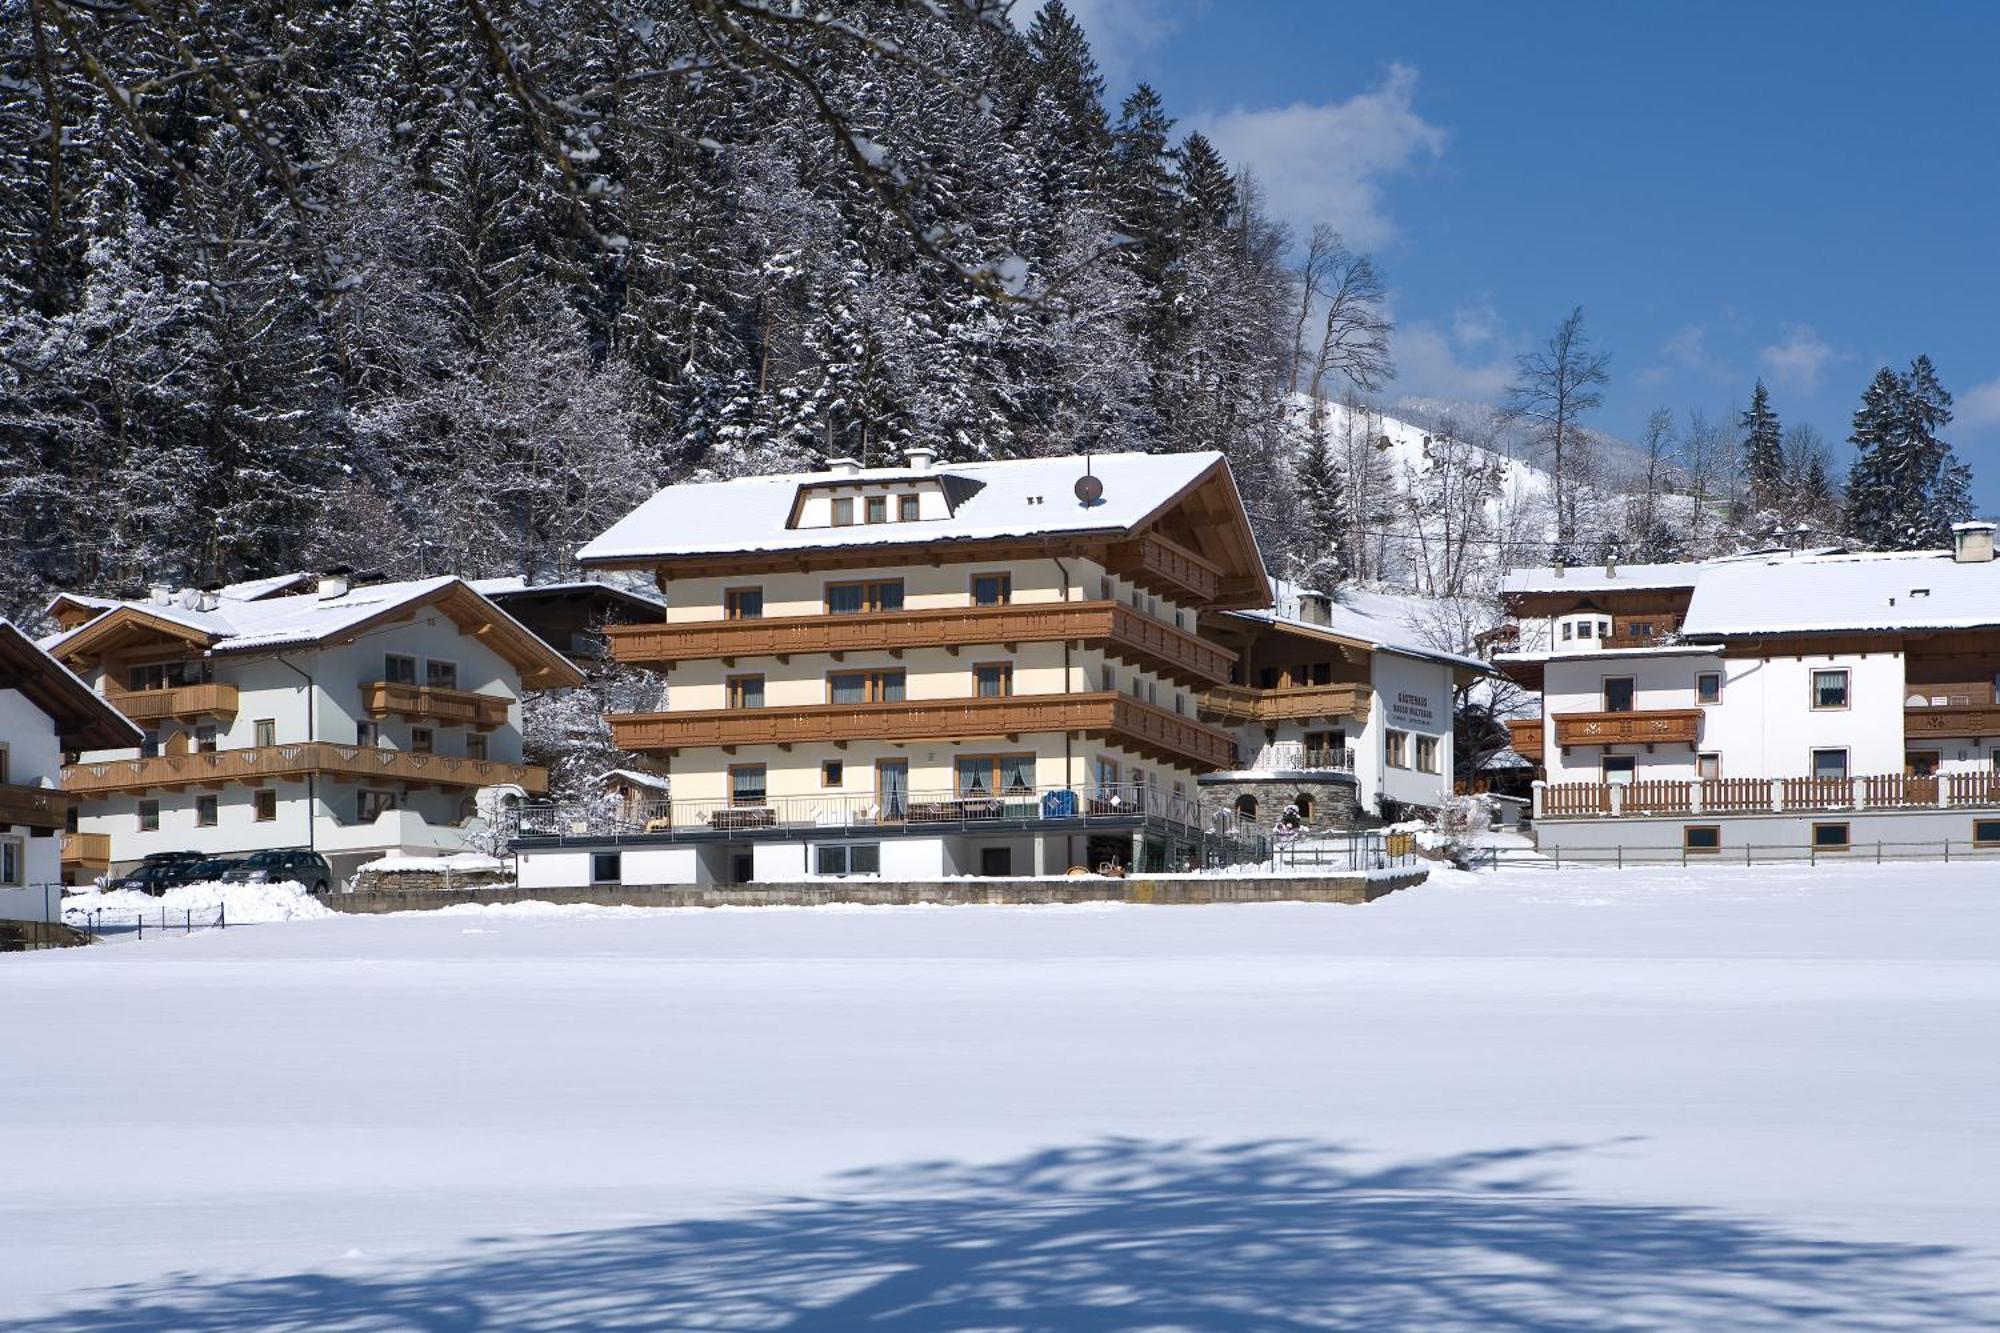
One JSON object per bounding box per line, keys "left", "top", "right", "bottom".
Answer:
{"left": 353, "top": 852, "right": 504, "bottom": 874}
{"left": 576, "top": 450, "right": 1235, "bottom": 563}
{"left": 59, "top": 879, "right": 333, "bottom": 925}
{"left": 3, "top": 862, "right": 1998, "bottom": 1327}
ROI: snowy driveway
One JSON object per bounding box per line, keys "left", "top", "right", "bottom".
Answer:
{"left": 2, "top": 863, "right": 1997, "bottom": 1328}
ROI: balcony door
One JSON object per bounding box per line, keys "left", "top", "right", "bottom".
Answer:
{"left": 1603, "top": 678, "right": 1635, "bottom": 713}
{"left": 875, "top": 759, "right": 908, "bottom": 824}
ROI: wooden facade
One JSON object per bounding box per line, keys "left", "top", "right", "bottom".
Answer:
{"left": 62, "top": 743, "right": 548, "bottom": 796}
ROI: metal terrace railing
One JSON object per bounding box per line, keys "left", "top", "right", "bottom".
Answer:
{"left": 510, "top": 781, "right": 1206, "bottom": 846}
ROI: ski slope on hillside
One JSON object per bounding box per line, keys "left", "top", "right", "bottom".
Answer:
{"left": 2, "top": 863, "right": 1997, "bottom": 1328}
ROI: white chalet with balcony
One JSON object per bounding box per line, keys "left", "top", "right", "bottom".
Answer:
{"left": 46, "top": 573, "right": 582, "bottom": 888}
{"left": 1498, "top": 522, "right": 2000, "bottom": 857}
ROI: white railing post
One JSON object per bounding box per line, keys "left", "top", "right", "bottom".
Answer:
{"left": 1607, "top": 783, "right": 1625, "bottom": 817}
{"left": 1689, "top": 779, "right": 1703, "bottom": 815}
{"left": 1769, "top": 778, "right": 1785, "bottom": 813}
{"left": 1531, "top": 780, "right": 1547, "bottom": 820}
{"left": 1938, "top": 774, "right": 1952, "bottom": 808}
{"left": 1853, "top": 775, "right": 1867, "bottom": 810}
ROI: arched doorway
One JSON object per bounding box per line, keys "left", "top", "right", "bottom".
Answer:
{"left": 1235, "top": 794, "right": 1259, "bottom": 821}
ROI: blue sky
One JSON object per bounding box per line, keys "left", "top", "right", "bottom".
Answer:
{"left": 1059, "top": 1, "right": 2000, "bottom": 505}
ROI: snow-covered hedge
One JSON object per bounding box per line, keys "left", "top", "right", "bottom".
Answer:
{"left": 61, "top": 880, "right": 334, "bottom": 925}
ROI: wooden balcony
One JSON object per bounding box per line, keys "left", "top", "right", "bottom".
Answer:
{"left": 1505, "top": 718, "right": 1544, "bottom": 764}
{"left": 1551, "top": 709, "right": 1702, "bottom": 747}
{"left": 62, "top": 743, "right": 547, "bottom": 796}
{"left": 610, "top": 691, "right": 1238, "bottom": 771}
{"left": 1105, "top": 533, "right": 1223, "bottom": 604}
{"left": 1905, "top": 703, "right": 2000, "bottom": 738}
{"left": 62, "top": 831, "right": 111, "bottom": 869}
{"left": 105, "top": 682, "right": 239, "bottom": 723}
{"left": 0, "top": 782, "right": 68, "bottom": 830}
{"left": 359, "top": 680, "right": 512, "bottom": 730}
{"left": 607, "top": 601, "right": 1234, "bottom": 686}
{"left": 1199, "top": 682, "right": 1370, "bottom": 725}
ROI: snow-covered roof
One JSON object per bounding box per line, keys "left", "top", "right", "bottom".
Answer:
{"left": 1493, "top": 643, "right": 1723, "bottom": 664}
{"left": 0, "top": 619, "right": 144, "bottom": 750}
{"left": 216, "top": 571, "right": 316, "bottom": 602}
{"left": 1501, "top": 562, "right": 1703, "bottom": 595}
{"left": 578, "top": 452, "right": 1229, "bottom": 564}
{"left": 1679, "top": 549, "right": 2000, "bottom": 637}
{"left": 470, "top": 576, "right": 664, "bottom": 611}
{"left": 45, "top": 577, "right": 582, "bottom": 685}
{"left": 598, "top": 768, "right": 670, "bottom": 791}
{"left": 1233, "top": 582, "right": 1492, "bottom": 674}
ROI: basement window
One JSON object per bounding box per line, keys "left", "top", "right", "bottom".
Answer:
{"left": 591, "top": 852, "right": 621, "bottom": 884}
{"left": 1973, "top": 819, "right": 2000, "bottom": 848}
{"left": 1812, "top": 822, "right": 1851, "bottom": 853}
{"left": 1683, "top": 825, "right": 1721, "bottom": 854}
{"left": 814, "top": 843, "right": 879, "bottom": 876}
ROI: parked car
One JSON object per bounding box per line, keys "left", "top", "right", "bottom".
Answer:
{"left": 222, "top": 849, "right": 334, "bottom": 895}
{"left": 105, "top": 862, "right": 190, "bottom": 896}
{"left": 104, "top": 854, "right": 244, "bottom": 896}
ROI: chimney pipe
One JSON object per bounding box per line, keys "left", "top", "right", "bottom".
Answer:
{"left": 903, "top": 444, "right": 937, "bottom": 472}
{"left": 317, "top": 566, "right": 352, "bottom": 600}
{"left": 149, "top": 582, "right": 172, "bottom": 605}
{"left": 826, "top": 456, "right": 862, "bottom": 478}
{"left": 1952, "top": 521, "right": 1996, "bottom": 564}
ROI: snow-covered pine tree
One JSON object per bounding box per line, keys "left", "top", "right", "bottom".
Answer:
{"left": 1845, "top": 357, "right": 1973, "bottom": 549}
{"left": 1738, "top": 380, "right": 1784, "bottom": 503}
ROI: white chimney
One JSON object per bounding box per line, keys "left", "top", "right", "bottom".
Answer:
{"left": 149, "top": 582, "right": 172, "bottom": 605}
{"left": 317, "top": 569, "right": 351, "bottom": 599}
{"left": 826, "top": 456, "right": 862, "bottom": 478}
{"left": 904, "top": 444, "right": 938, "bottom": 472}
{"left": 197, "top": 588, "right": 221, "bottom": 612}
{"left": 1952, "top": 521, "right": 1996, "bottom": 564}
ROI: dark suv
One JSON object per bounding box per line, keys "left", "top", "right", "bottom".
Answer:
{"left": 222, "top": 849, "right": 335, "bottom": 895}
{"left": 106, "top": 853, "right": 247, "bottom": 895}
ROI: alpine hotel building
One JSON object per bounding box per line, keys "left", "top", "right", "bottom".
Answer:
{"left": 512, "top": 447, "right": 1277, "bottom": 885}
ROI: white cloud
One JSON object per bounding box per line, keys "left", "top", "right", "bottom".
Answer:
{"left": 1392, "top": 320, "right": 1515, "bottom": 404}
{"left": 1188, "top": 64, "right": 1446, "bottom": 250}
{"left": 1961, "top": 376, "right": 2000, "bottom": 429}
{"left": 1639, "top": 323, "right": 1731, "bottom": 387}
{"left": 1759, "top": 324, "right": 1837, "bottom": 393}
{"left": 1450, "top": 304, "right": 1501, "bottom": 347}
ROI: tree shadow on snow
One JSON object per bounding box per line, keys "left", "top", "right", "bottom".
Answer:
{"left": 11, "top": 1139, "right": 1993, "bottom": 1331}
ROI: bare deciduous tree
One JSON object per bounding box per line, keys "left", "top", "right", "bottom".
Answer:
{"left": 1502, "top": 305, "right": 1610, "bottom": 555}
{"left": 1289, "top": 226, "right": 1392, "bottom": 398}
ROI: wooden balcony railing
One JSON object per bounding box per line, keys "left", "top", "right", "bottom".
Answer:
{"left": 105, "top": 682, "right": 239, "bottom": 723}
{"left": 609, "top": 691, "right": 1238, "bottom": 771}
{"left": 61, "top": 831, "right": 111, "bottom": 868}
{"left": 1551, "top": 709, "right": 1702, "bottom": 747}
{"left": 607, "top": 601, "right": 1234, "bottom": 686}
{"left": 1105, "top": 532, "right": 1224, "bottom": 604}
{"left": 1505, "top": 718, "right": 1544, "bottom": 764}
{"left": 0, "top": 782, "right": 68, "bottom": 829}
{"left": 62, "top": 743, "right": 547, "bottom": 795}
{"left": 1199, "top": 683, "right": 1371, "bottom": 725}
{"left": 1537, "top": 771, "right": 2000, "bottom": 820}
{"left": 359, "top": 680, "right": 511, "bottom": 730}
{"left": 1905, "top": 703, "right": 2000, "bottom": 738}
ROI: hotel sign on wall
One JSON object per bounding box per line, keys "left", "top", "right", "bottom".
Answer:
{"left": 1388, "top": 689, "right": 1438, "bottom": 732}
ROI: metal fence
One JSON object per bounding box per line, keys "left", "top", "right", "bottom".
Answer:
{"left": 1468, "top": 840, "right": 2000, "bottom": 870}
{"left": 66, "top": 904, "right": 229, "bottom": 940}
{"left": 1270, "top": 832, "right": 1419, "bottom": 872}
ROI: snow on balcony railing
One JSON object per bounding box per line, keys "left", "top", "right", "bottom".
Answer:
{"left": 1536, "top": 772, "right": 2000, "bottom": 819}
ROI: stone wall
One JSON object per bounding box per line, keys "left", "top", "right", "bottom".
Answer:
{"left": 1198, "top": 775, "right": 1363, "bottom": 832}
{"left": 325, "top": 869, "right": 1427, "bottom": 914}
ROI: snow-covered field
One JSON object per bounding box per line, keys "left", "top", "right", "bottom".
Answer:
{"left": 3, "top": 861, "right": 1998, "bottom": 1329}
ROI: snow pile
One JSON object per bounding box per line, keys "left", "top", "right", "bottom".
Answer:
{"left": 357, "top": 852, "right": 505, "bottom": 874}
{"left": 61, "top": 879, "right": 334, "bottom": 924}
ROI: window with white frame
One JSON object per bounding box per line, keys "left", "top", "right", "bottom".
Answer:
{"left": 138, "top": 799, "right": 160, "bottom": 832}
{"left": 1386, "top": 729, "right": 1409, "bottom": 768}
{"left": 1603, "top": 755, "right": 1637, "bottom": 783}
{"left": 1811, "top": 748, "right": 1849, "bottom": 781}
{"left": 0, "top": 836, "right": 22, "bottom": 886}
{"left": 1812, "top": 668, "right": 1850, "bottom": 710}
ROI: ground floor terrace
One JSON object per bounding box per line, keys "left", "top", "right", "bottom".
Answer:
{"left": 509, "top": 777, "right": 1246, "bottom": 885}
{"left": 3, "top": 861, "right": 1997, "bottom": 1326}
{"left": 1531, "top": 769, "right": 2000, "bottom": 861}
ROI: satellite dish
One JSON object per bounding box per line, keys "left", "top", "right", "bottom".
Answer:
{"left": 1074, "top": 473, "right": 1103, "bottom": 507}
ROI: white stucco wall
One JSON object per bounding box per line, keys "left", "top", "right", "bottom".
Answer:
{"left": 1366, "top": 653, "right": 1454, "bottom": 811}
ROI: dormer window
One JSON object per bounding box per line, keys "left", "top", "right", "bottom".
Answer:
{"left": 898, "top": 494, "right": 920, "bottom": 521}
{"left": 831, "top": 498, "right": 854, "bottom": 527}
{"left": 865, "top": 495, "right": 888, "bottom": 524}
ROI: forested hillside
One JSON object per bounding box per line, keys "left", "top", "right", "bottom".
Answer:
{"left": 0, "top": 0, "right": 1980, "bottom": 631}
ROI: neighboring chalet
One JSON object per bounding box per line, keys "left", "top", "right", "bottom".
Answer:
{"left": 1200, "top": 584, "right": 1486, "bottom": 827}
{"left": 1497, "top": 522, "right": 2000, "bottom": 855}
{"left": 46, "top": 574, "right": 582, "bottom": 887}
{"left": 469, "top": 577, "right": 665, "bottom": 666}
{"left": 511, "top": 447, "right": 1269, "bottom": 885}
{"left": 0, "top": 621, "right": 142, "bottom": 919}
